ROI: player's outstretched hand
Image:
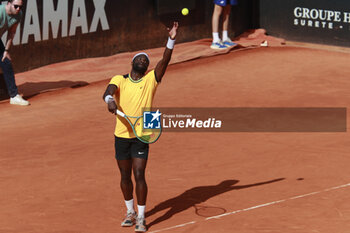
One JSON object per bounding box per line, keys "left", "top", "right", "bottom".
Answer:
{"left": 168, "top": 22, "right": 178, "bottom": 40}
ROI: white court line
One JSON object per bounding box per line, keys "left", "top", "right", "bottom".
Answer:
{"left": 149, "top": 221, "right": 196, "bottom": 233}
{"left": 149, "top": 182, "right": 350, "bottom": 233}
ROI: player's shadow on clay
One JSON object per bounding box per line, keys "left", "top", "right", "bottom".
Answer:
{"left": 146, "top": 178, "right": 285, "bottom": 228}
{"left": 18, "top": 81, "right": 89, "bottom": 99}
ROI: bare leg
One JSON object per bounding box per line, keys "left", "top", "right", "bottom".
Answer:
{"left": 222, "top": 4, "right": 235, "bottom": 45}
{"left": 133, "top": 157, "right": 148, "bottom": 232}
{"left": 117, "top": 159, "right": 133, "bottom": 201}
{"left": 132, "top": 157, "right": 148, "bottom": 205}
{"left": 222, "top": 5, "right": 231, "bottom": 32}
{"left": 212, "top": 4, "right": 223, "bottom": 42}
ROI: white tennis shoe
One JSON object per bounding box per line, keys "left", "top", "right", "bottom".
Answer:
{"left": 121, "top": 211, "right": 137, "bottom": 227}
{"left": 135, "top": 216, "right": 147, "bottom": 232}
{"left": 10, "top": 94, "right": 29, "bottom": 106}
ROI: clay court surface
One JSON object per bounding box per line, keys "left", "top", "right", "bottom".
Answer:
{"left": 1, "top": 43, "right": 350, "bottom": 233}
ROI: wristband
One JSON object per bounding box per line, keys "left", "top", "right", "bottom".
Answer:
{"left": 166, "top": 37, "right": 175, "bottom": 49}
{"left": 104, "top": 95, "right": 114, "bottom": 104}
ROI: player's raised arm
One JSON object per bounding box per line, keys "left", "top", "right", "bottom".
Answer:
{"left": 154, "top": 22, "right": 179, "bottom": 83}
{"left": 103, "top": 84, "right": 118, "bottom": 114}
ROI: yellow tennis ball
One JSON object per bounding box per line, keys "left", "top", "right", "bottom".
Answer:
{"left": 181, "top": 8, "right": 189, "bottom": 16}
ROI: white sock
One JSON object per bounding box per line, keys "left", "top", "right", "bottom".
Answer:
{"left": 222, "top": 30, "right": 229, "bottom": 41}
{"left": 212, "top": 32, "right": 220, "bottom": 43}
{"left": 137, "top": 205, "right": 146, "bottom": 218}
{"left": 125, "top": 199, "right": 135, "bottom": 213}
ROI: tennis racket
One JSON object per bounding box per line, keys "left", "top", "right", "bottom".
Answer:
{"left": 116, "top": 109, "right": 162, "bottom": 144}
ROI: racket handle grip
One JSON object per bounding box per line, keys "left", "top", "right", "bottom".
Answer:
{"left": 116, "top": 109, "right": 125, "bottom": 117}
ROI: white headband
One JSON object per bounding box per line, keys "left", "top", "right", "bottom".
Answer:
{"left": 132, "top": 52, "right": 149, "bottom": 62}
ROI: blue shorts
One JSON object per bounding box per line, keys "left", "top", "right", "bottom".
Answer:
{"left": 214, "top": 0, "right": 238, "bottom": 6}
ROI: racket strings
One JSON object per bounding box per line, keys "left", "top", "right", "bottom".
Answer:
{"left": 134, "top": 117, "right": 161, "bottom": 143}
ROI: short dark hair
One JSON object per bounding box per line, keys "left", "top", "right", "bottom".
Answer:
{"left": 7, "top": 0, "right": 23, "bottom": 3}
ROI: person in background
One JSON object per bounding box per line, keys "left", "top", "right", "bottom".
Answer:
{"left": 0, "top": 0, "right": 29, "bottom": 106}
{"left": 211, "top": 0, "right": 238, "bottom": 50}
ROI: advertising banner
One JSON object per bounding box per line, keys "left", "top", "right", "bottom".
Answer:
{"left": 260, "top": 0, "right": 350, "bottom": 47}
{"left": 0, "top": 0, "right": 255, "bottom": 73}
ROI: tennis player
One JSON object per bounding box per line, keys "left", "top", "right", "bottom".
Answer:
{"left": 102, "top": 22, "right": 178, "bottom": 232}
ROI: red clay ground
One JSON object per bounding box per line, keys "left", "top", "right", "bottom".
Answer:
{"left": 1, "top": 44, "right": 350, "bottom": 233}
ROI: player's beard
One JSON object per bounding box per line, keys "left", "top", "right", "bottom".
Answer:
{"left": 133, "top": 62, "right": 148, "bottom": 74}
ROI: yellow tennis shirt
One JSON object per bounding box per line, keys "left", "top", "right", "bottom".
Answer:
{"left": 109, "top": 70, "right": 158, "bottom": 138}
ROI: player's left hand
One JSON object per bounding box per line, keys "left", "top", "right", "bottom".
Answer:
{"left": 2, "top": 51, "right": 11, "bottom": 62}
{"left": 168, "top": 22, "right": 178, "bottom": 40}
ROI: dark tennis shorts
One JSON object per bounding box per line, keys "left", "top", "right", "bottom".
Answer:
{"left": 214, "top": 0, "right": 238, "bottom": 6}
{"left": 114, "top": 136, "right": 149, "bottom": 160}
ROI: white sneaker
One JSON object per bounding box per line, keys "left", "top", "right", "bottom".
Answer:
{"left": 10, "top": 94, "right": 29, "bottom": 106}
{"left": 121, "top": 211, "right": 137, "bottom": 227}
{"left": 135, "top": 216, "right": 147, "bottom": 232}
